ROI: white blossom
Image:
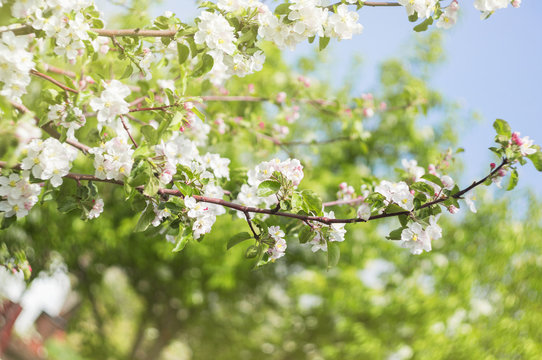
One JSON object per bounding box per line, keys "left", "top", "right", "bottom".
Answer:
{"left": 0, "top": 172, "right": 41, "bottom": 218}
{"left": 89, "top": 80, "right": 131, "bottom": 130}
{"left": 87, "top": 198, "right": 104, "bottom": 219}
{"left": 89, "top": 137, "right": 134, "bottom": 181}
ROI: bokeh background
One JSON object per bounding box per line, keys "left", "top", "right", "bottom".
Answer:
{"left": 1, "top": 1, "right": 541, "bottom": 359}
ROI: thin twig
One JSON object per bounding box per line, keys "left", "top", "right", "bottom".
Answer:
{"left": 119, "top": 115, "right": 138, "bottom": 148}
{"left": 30, "top": 69, "right": 79, "bottom": 94}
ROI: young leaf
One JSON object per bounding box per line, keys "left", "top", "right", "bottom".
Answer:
{"left": 386, "top": 227, "right": 404, "bottom": 241}
{"left": 413, "top": 17, "right": 433, "bottom": 32}
{"left": 528, "top": 151, "right": 542, "bottom": 171}
{"left": 493, "top": 119, "right": 511, "bottom": 137}
{"left": 192, "top": 54, "right": 214, "bottom": 77}
{"left": 257, "top": 180, "right": 281, "bottom": 197}
{"left": 327, "top": 242, "right": 340, "bottom": 268}
{"left": 172, "top": 236, "right": 190, "bottom": 252}
{"left": 301, "top": 190, "right": 323, "bottom": 215}
{"left": 227, "top": 232, "right": 253, "bottom": 250}
{"left": 177, "top": 43, "right": 190, "bottom": 64}
{"left": 319, "top": 36, "right": 330, "bottom": 51}
{"left": 134, "top": 205, "right": 155, "bottom": 232}
{"left": 507, "top": 168, "right": 518, "bottom": 191}
{"left": 422, "top": 174, "right": 444, "bottom": 188}
{"left": 299, "top": 227, "right": 316, "bottom": 244}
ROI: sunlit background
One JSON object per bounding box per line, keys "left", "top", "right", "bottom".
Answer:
{"left": 1, "top": 1, "right": 541, "bottom": 359}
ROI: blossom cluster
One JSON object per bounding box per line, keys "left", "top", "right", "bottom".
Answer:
{"left": 267, "top": 225, "right": 287, "bottom": 260}
{"left": 400, "top": 215, "right": 442, "bottom": 255}
{"left": 10, "top": 0, "right": 102, "bottom": 61}
{"left": 184, "top": 195, "right": 225, "bottom": 239}
{"left": 0, "top": 32, "right": 34, "bottom": 103}
{"left": 475, "top": 0, "right": 521, "bottom": 18}
{"left": 236, "top": 158, "right": 304, "bottom": 211}
{"left": 89, "top": 137, "right": 134, "bottom": 181}
{"left": 309, "top": 211, "right": 347, "bottom": 252}
{"left": 436, "top": 1, "right": 460, "bottom": 29}
{"left": 89, "top": 80, "right": 131, "bottom": 131}
{"left": 21, "top": 138, "right": 77, "bottom": 187}
{"left": 47, "top": 103, "right": 86, "bottom": 140}
{"left": 0, "top": 172, "right": 41, "bottom": 219}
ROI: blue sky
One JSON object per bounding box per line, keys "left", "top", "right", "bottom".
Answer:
{"left": 111, "top": 0, "right": 542, "bottom": 194}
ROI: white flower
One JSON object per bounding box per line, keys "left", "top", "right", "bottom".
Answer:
{"left": 464, "top": 191, "right": 477, "bottom": 213}
{"left": 268, "top": 237, "right": 287, "bottom": 261}
{"left": 89, "top": 80, "right": 131, "bottom": 129}
{"left": 337, "top": 182, "right": 355, "bottom": 201}
{"left": 325, "top": 4, "right": 363, "bottom": 40}
{"left": 436, "top": 1, "right": 460, "bottom": 29}
{"left": 89, "top": 137, "right": 134, "bottom": 181}
{"left": 357, "top": 202, "right": 372, "bottom": 221}
{"left": 309, "top": 232, "right": 327, "bottom": 252}
{"left": 441, "top": 175, "right": 455, "bottom": 190}
{"left": 0, "top": 172, "right": 41, "bottom": 218}
{"left": 87, "top": 198, "right": 104, "bottom": 219}
{"left": 20, "top": 138, "right": 76, "bottom": 187}
{"left": 194, "top": 11, "right": 236, "bottom": 55}
{"left": 400, "top": 222, "right": 431, "bottom": 255}
{"left": 327, "top": 211, "right": 347, "bottom": 242}
{"left": 402, "top": 159, "right": 425, "bottom": 182}
{"left": 0, "top": 32, "right": 34, "bottom": 103}
{"left": 376, "top": 180, "right": 414, "bottom": 211}
{"left": 474, "top": 0, "right": 509, "bottom": 13}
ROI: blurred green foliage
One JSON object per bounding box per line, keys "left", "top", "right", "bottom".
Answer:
{"left": 1, "top": 3, "right": 541, "bottom": 360}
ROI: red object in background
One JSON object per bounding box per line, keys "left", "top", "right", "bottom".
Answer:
{"left": 0, "top": 300, "right": 22, "bottom": 355}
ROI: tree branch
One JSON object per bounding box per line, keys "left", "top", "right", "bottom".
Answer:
{"left": 0, "top": 159, "right": 508, "bottom": 227}
{"left": 119, "top": 115, "right": 138, "bottom": 148}
{"left": 30, "top": 69, "right": 79, "bottom": 94}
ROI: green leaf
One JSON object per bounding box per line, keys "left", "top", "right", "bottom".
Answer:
{"left": 299, "top": 227, "right": 315, "bottom": 244}
{"left": 134, "top": 205, "right": 155, "bottom": 232}
{"left": 274, "top": 3, "right": 290, "bottom": 15}
{"left": 172, "top": 236, "right": 190, "bottom": 252}
{"left": 408, "top": 13, "right": 418, "bottom": 22}
{"left": 386, "top": 227, "right": 404, "bottom": 240}
{"left": 327, "top": 242, "right": 340, "bottom": 268}
{"left": 528, "top": 151, "right": 542, "bottom": 171}
{"left": 319, "top": 36, "right": 330, "bottom": 51}
{"left": 301, "top": 190, "right": 323, "bottom": 215}
{"left": 143, "top": 176, "right": 160, "bottom": 197}
{"left": 245, "top": 244, "right": 259, "bottom": 259}
{"left": 192, "top": 107, "right": 205, "bottom": 122}
{"left": 507, "top": 168, "right": 518, "bottom": 191}
{"left": 141, "top": 125, "right": 157, "bottom": 144}
{"left": 493, "top": 119, "right": 511, "bottom": 137}
{"left": 177, "top": 43, "right": 190, "bottom": 64}
{"left": 257, "top": 180, "right": 281, "bottom": 197}
{"left": 1, "top": 215, "right": 16, "bottom": 229}
{"left": 421, "top": 174, "right": 444, "bottom": 188}
{"left": 121, "top": 65, "right": 133, "bottom": 79}
{"left": 174, "top": 181, "right": 193, "bottom": 197}
{"left": 57, "top": 196, "right": 79, "bottom": 213}
{"left": 398, "top": 214, "right": 409, "bottom": 227}
{"left": 192, "top": 54, "right": 214, "bottom": 77}
{"left": 413, "top": 17, "right": 433, "bottom": 32}
{"left": 227, "top": 232, "right": 253, "bottom": 250}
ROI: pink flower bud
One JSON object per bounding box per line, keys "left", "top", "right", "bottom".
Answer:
{"left": 183, "top": 102, "right": 194, "bottom": 111}
{"left": 219, "top": 87, "right": 229, "bottom": 95}
{"left": 339, "top": 182, "right": 347, "bottom": 190}
{"left": 258, "top": 121, "right": 265, "bottom": 129}
{"left": 497, "top": 169, "right": 506, "bottom": 177}
{"left": 276, "top": 92, "right": 287, "bottom": 103}
{"left": 361, "top": 93, "right": 373, "bottom": 101}
{"left": 379, "top": 102, "right": 387, "bottom": 111}
{"left": 490, "top": 162, "right": 496, "bottom": 169}
{"left": 179, "top": 126, "right": 185, "bottom": 132}
{"left": 363, "top": 108, "right": 374, "bottom": 118}
{"left": 448, "top": 205, "right": 459, "bottom": 214}
{"left": 512, "top": 0, "right": 521, "bottom": 8}
{"left": 248, "top": 83, "right": 255, "bottom": 94}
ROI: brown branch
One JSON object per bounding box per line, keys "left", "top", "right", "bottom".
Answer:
{"left": 243, "top": 212, "right": 260, "bottom": 239}
{"left": 0, "top": 159, "right": 507, "bottom": 226}
{"left": 119, "top": 115, "right": 138, "bottom": 148}
{"left": 30, "top": 69, "right": 79, "bottom": 94}
{"left": 43, "top": 64, "right": 77, "bottom": 78}
{"left": 93, "top": 28, "right": 177, "bottom": 37}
